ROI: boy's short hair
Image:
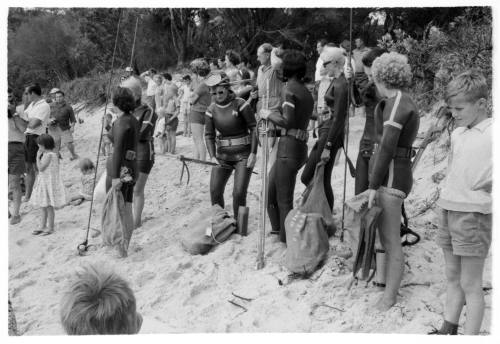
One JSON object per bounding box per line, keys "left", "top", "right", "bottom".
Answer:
{"left": 182, "top": 74, "right": 191, "bottom": 82}
{"left": 361, "top": 47, "right": 387, "bottom": 68}
{"left": 36, "top": 134, "right": 55, "bottom": 150}
{"left": 445, "top": 70, "right": 488, "bottom": 103}
{"left": 78, "top": 158, "right": 95, "bottom": 173}
{"left": 162, "top": 73, "right": 172, "bottom": 81}
{"left": 60, "top": 264, "right": 140, "bottom": 335}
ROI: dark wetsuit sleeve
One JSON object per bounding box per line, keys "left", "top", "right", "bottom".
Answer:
{"left": 267, "top": 90, "right": 294, "bottom": 129}
{"left": 239, "top": 99, "right": 258, "bottom": 154}
{"left": 205, "top": 104, "right": 216, "bottom": 158}
{"left": 139, "top": 108, "right": 157, "bottom": 141}
{"left": 369, "top": 95, "right": 408, "bottom": 190}
{"left": 109, "top": 121, "right": 128, "bottom": 179}
{"left": 326, "top": 80, "right": 349, "bottom": 146}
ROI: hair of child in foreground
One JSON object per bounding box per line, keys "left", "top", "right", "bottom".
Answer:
{"left": 60, "top": 264, "right": 142, "bottom": 335}
{"left": 445, "top": 70, "right": 488, "bottom": 103}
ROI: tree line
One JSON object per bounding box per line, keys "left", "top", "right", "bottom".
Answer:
{"left": 8, "top": 7, "right": 491, "bottom": 107}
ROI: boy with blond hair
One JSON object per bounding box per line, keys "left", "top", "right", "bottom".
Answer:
{"left": 60, "top": 264, "right": 142, "bottom": 335}
{"left": 431, "top": 70, "right": 491, "bottom": 335}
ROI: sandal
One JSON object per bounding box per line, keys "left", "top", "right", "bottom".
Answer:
{"left": 40, "top": 229, "right": 54, "bottom": 236}
{"left": 32, "top": 229, "right": 44, "bottom": 235}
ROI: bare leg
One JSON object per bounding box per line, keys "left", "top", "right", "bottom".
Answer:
{"left": 118, "top": 202, "right": 135, "bottom": 257}
{"left": 9, "top": 175, "right": 22, "bottom": 222}
{"left": 442, "top": 249, "right": 465, "bottom": 324}
{"left": 376, "top": 190, "right": 404, "bottom": 311}
{"left": 46, "top": 206, "right": 55, "bottom": 232}
{"left": 169, "top": 130, "right": 176, "bottom": 154}
{"left": 461, "top": 256, "right": 486, "bottom": 335}
{"left": 191, "top": 123, "right": 206, "bottom": 161}
{"left": 133, "top": 172, "right": 149, "bottom": 228}
{"left": 67, "top": 142, "right": 78, "bottom": 159}
{"left": 40, "top": 207, "right": 48, "bottom": 230}
{"left": 24, "top": 162, "right": 37, "bottom": 201}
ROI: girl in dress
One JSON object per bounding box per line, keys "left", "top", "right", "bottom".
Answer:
{"left": 31, "top": 134, "right": 67, "bottom": 235}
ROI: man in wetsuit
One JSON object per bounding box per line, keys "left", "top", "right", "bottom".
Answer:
{"left": 260, "top": 50, "right": 314, "bottom": 243}
{"left": 353, "top": 47, "right": 386, "bottom": 195}
{"left": 301, "top": 47, "right": 349, "bottom": 211}
{"left": 121, "top": 77, "right": 158, "bottom": 229}
{"left": 205, "top": 73, "right": 257, "bottom": 218}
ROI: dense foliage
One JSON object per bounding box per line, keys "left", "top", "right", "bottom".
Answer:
{"left": 8, "top": 7, "right": 491, "bottom": 108}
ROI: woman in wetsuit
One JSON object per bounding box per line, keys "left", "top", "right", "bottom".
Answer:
{"left": 260, "top": 50, "right": 314, "bottom": 243}
{"left": 106, "top": 87, "right": 139, "bottom": 257}
{"left": 121, "top": 77, "right": 158, "bottom": 229}
{"left": 301, "top": 47, "right": 349, "bottom": 211}
{"left": 367, "top": 52, "right": 419, "bottom": 311}
{"left": 353, "top": 47, "right": 386, "bottom": 195}
{"left": 204, "top": 73, "right": 257, "bottom": 218}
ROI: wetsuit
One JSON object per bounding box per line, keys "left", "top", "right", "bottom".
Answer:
{"left": 354, "top": 74, "right": 380, "bottom": 195}
{"left": 106, "top": 113, "right": 139, "bottom": 202}
{"left": 266, "top": 79, "right": 314, "bottom": 243}
{"left": 369, "top": 90, "right": 419, "bottom": 196}
{"left": 133, "top": 103, "right": 158, "bottom": 174}
{"left": 301, "top": 74, "right": 349, "bottom": 210}
{"left": 205, "top": 93, "right": 257, "bottom": 217}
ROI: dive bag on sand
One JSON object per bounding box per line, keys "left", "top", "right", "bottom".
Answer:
{"left": 284, "top": 161, "right": 332, "bottom": 276}
{"left": 181, "top": 204, "right": 237, "bottom": 255}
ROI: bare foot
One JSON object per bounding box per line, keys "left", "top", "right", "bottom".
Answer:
{"left": 375, "top": 296, "right": 396, "bottom": 312}
{"left": 117, "top": 244, "right": 128, "bottom": 258}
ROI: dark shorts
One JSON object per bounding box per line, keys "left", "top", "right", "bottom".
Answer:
{"left": 166, "top": 115, "right": 179, "bottom": 131}
{"left": 8, "top": 142, "right": 26, "bottom": 175}
{"left": 189, "top": 110, "right": 206, "bottom": 125}
{"left": 137, "top": 160, "right": 154, "bottom": 174}
{"left": 24, "top": 134, "right": 39, "bottom": 164}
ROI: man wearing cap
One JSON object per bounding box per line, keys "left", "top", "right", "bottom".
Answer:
{"left": 48, "top": 89, "right": 79, "bottom": 160}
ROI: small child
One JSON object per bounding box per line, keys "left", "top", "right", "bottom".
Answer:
{"left": 154, "top": 111, "right": 167, "bottom": 154}
{"left": 68, "top": 158, "right": 96, "bottom": 206}
{"left": 431, "top": 70, "right": 492, "bottom": 335}
{"left": 31, "top": 134, "right": 67, "bottom": 236}
{"left": 101, "top": 113, "right": 113, "bottom": 156}
{"left": 60, "top": 264, "right": 142, "bottom": 335}
{"left": 164, "top": 96, "right": 180, "bottom": 154}
{"left": 179, "top": 75, "right": 192, "bottom": 137}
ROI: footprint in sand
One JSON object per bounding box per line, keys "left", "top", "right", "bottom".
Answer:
{"left": 11, "top": 279, "right": 36, "bottom": 297}
{"left": 15, "top": 238, "right": 28, "bottom": 247}
{"left": 135, "top": 271, "right": 157, "bottom": 288}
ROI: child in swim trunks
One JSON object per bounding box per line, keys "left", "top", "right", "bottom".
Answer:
{"left": 431, "top": 70, "right": 492, "bottom": 336}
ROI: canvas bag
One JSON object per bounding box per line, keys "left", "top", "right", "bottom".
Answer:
{"left": 101, "top": 184, "right": 129, "bottom": 248}
{"left": 181, "top": 204, "right": 237, "bottom": 255}
{"left": 284, "top": 161, "right": 331, "bottom": 276}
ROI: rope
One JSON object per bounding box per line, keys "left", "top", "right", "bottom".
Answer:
{"left": 340, "top": 8, "right": 353, "bottom": 243}
{"left": 129, "top": 17, "right": 139, "bottom": 68}
{"left": 78, "top": 10, "right": 123, "bottom": 255}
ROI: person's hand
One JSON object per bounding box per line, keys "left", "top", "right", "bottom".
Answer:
{"left": 250, "top": 90, "right": 258, "bottom": 100}
{"left": 368, "top": 189, "right": 377, "bottom": 209}
{"left": 246, "top": 153, "right": 256, "bottom": 168}
{"left": 320, "top": 147, "right": 330, "bottom": 162}
{"left": 111, "top": 178, "right": 122, "bottom": 190}
{"left": 344, "top": 65, "right": 353, "bottom": 80}
{"left": 259, "top": 109, "right": 271, "bottom": 120}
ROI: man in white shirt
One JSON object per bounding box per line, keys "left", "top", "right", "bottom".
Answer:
{"left": 140, "top": 68, "right": 159, "bottom": 110}
{"left": 23, "top": 83, "right": 51, "bottom": 201}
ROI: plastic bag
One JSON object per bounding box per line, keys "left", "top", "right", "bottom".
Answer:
{"left": 101, "top": 184, "right": 130, "bottom": 250}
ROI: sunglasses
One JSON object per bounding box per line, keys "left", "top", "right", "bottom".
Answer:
{"left": 323, "top": 60, "right": 332, "bottom": 68}
{"left": 211, "top": 91, "right": 226, "bottom": 96}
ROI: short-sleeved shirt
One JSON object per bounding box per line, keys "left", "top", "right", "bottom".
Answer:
{"left": 437, "top": 118, "right": 492, "bottom": 214}
{"left": 50, "top": 101, "right": 76, "bottom": 131}
{"left": 145, "top": 76, "right": 158, "bottom": 97}
{"left": 191, "top": 81, "right": 211, "bottom": 113}
{"left": 24, "top": 99, "right": 51, "bottom": 136}
{"left": 256, "top": 64, "right": 283, "bottom": 112}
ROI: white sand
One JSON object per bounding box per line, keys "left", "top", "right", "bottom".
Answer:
{"left": 8, "top": 105, "right": 491, "bottom": 335}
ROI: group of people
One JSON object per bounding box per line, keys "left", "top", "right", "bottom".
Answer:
{"left": 8, "top": 33, "right": 491, "bottom": 335}
{"left": 8, "top": 85, "right": 81, "bottom": 232}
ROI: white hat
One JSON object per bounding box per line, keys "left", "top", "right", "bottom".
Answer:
{"left": 49, "top": 88, "right": 61, "bottom": 94}
{"left": 120, "top": 76, "right": 142, "bottom": 101}
{"left": 320, "top": 47, "right": 345, "bottom": 66}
